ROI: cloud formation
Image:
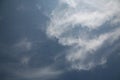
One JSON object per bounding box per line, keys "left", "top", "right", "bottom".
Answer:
{"left": 46, "top": 0, "right": 120, "bottom": 70}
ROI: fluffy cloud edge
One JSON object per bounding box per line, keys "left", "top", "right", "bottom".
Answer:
{"left": 46, "top": 0, "right": 120, "bottom": 70}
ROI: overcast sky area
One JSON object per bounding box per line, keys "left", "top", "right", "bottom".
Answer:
{"left": 0, "top": 0, "right": 120, "bottom": 80}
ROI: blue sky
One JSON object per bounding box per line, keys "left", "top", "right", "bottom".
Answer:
{"left": 0, "top": 0, "right": 120, "bottom": 80}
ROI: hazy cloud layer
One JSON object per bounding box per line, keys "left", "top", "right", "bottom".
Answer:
{"left": 47, "top": 0, "right": 120, "bottom": 70}
{"left": 14, "top": 66, "right": 63, "bottom": 80}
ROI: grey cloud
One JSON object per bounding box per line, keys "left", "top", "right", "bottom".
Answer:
{"left": 14, "top": 66, "right": 63, "bottom": 80}
{"left": 13, "top": 38, "right": 32, "bottom": 52}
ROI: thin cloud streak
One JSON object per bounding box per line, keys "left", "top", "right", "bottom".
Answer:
{"left": 15, "top": 66, "right": 63, "bottom": 80}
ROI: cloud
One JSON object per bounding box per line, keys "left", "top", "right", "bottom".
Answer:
{"left": 15, "top": 66, "right": 63, "bottom": 80}
{"left": 46, "top": 0, "right": 120, "bottom": 70}
{"left": 14, "top": 38, "right": 32, "bottom": 52}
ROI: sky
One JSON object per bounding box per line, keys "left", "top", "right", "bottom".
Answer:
{"left": 0, "top": 0, "right": 120, "bottom": 80}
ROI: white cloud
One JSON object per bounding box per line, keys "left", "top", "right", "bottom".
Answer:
{"left": 46, "top": 0, "right": 120, "bottom": 70}
{"left": 60, "top": 0, "right": 77, "bottom": 8}
{"left": 65, "top": 28, "right": 120, "bottom": 70}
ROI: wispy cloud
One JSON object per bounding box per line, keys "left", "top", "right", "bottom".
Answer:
{"left": 14, "top": 38, "right": 32, "bottom": 52}
{"left": 15, "top": 66, "right": 63, "bottom": 80}
{"left": 46, "top": 0, "right": 120, "bottom": 70}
